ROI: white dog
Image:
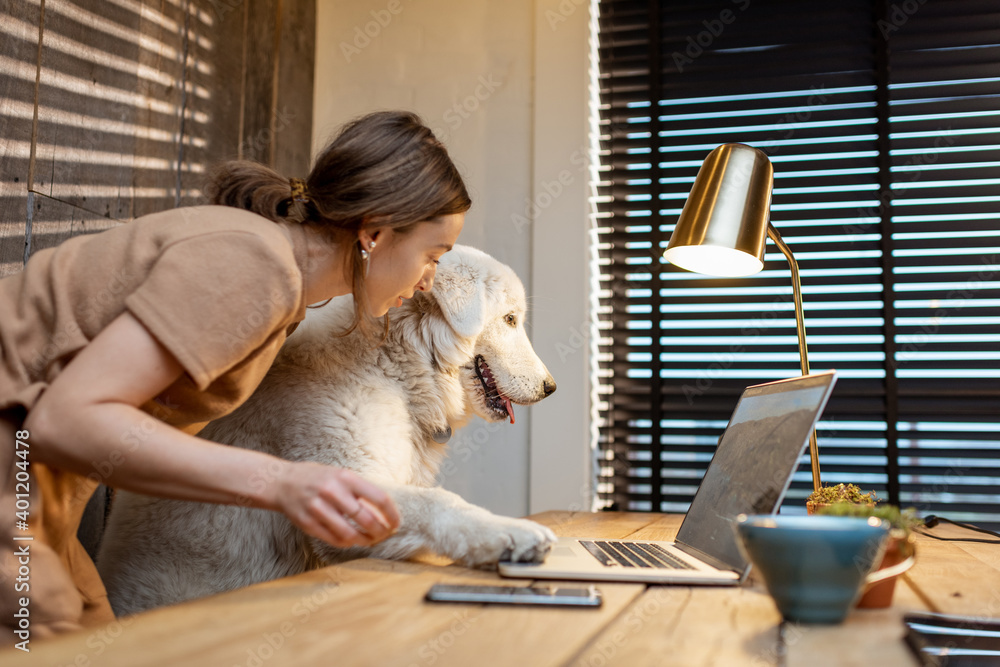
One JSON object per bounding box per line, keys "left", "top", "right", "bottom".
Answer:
{"left": 97, "top": 245, "right": 558, "bottom": 615}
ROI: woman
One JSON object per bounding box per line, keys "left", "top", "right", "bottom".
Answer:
{"left": 0, "top": 110, "right": 470, "bottom": 638}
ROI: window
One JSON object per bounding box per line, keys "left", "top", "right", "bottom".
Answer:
{"left": 594, "top": 0, "right": 1000, "bottom": 525}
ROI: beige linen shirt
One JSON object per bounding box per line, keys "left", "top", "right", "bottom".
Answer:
{"left": 0, "top": 205, "right": 308, "bottom": 428}
{"left": 0, "top": 205, "right": 308, "bottom": 632}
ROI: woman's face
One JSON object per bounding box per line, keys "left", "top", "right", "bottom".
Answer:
{"left": 364, "top": 213, "right": 465, "bottom": 317}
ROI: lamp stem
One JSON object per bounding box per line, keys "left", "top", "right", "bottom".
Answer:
{"left": 767, "top": 223, "right": 821, "bottom": 493}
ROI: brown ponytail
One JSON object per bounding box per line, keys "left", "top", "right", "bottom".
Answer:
{"left": 204, "top": 161, "right": 299, "bottom": 223}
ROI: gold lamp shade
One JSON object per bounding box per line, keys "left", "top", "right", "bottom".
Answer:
{"left": 663, "top": 143, "right": 773, "bottom": 277}
{"left": 663, "top": 143, "right": 824, "bottom": 492}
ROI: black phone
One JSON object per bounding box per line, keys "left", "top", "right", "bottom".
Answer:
{"left": 903, "top": 612, "right": 1000, "bottom": 666}
{"left": 425, "top": 583, "right": 602, "bottom": 608}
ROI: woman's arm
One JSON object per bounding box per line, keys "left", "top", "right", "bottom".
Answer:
{"left": 24, "top": 311, "right": 399, "bottom": 547}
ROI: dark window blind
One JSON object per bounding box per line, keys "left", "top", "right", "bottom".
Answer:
{"left": 594, "top": 0, "right": 1000, "bottom": 525}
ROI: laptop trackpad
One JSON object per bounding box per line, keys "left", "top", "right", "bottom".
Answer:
{"left": 551, "top": 545, "right": 576, "bottom": 559}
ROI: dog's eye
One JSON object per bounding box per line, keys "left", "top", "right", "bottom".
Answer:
{"left": 504, "top": 313, "right": 517, "bottom": 327}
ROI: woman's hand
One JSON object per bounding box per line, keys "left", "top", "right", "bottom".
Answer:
{"left": 272, "top": 462, "right": 401, "bottom": 547}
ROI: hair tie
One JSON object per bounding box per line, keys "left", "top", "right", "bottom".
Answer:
{"left": 289, "top": 177, "right": 309, "bottom": 203}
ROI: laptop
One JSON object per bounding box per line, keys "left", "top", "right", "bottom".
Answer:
{"left": 499, "top": 371, "right": 838, "bottom": 585}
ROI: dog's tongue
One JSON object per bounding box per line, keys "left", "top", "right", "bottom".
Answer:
{"left": 502, "top": 396, "right": 515, "bottom": 425}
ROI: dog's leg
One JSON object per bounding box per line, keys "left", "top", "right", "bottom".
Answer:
{"left": 309, "top": 484, "right": 556, "bottom": 568}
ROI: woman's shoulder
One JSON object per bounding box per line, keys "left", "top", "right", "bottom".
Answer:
{"left": 130, "top": 205, "right": 294, "bottom": 259}
{"left": 134, "top": 205, "right": 283, "bottom": 237}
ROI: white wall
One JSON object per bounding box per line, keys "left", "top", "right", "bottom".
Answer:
{"left": 313, "top": 0, "right": 592, "bottom": 517}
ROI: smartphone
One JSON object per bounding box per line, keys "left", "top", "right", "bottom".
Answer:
{"left": 425, "top": 583, "right": 602, "bottom": 608}
{"left": 903, "top": 612, "right": 1000, "bottom": 666}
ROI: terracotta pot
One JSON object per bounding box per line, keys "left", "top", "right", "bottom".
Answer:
{"left": 806, "top": 501, "right": 829, "bottom": 515}
{"left": 856, "top": 532, "right": 916, "bottom": 609}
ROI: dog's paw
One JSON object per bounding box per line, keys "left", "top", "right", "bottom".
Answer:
{"left": 456, "top": 517, "right": 557, "bottom": 568}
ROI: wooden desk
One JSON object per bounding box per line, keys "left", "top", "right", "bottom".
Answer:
{"left": 6, "top": 511, "right": 998, "bottom": 666}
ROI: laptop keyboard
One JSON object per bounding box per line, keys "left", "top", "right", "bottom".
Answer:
{"left": 580, "top": 540, "right": 696, "bottom": 570}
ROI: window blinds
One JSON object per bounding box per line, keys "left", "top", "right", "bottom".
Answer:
{"left": 594, "top": 0, "right": 1000, "bottom": 525}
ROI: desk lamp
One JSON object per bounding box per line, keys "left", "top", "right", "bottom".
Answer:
{"left": 662, "top": 143, "right": 822, "bottom": 492}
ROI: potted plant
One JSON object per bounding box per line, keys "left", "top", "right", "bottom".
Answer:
{"left": 805, "top": 483, "right": 879, "bottom": 515}
{"left": 815, "top": 502, "right": 921, "bottom": 608}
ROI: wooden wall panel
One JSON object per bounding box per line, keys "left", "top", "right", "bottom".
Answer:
{"left": 178, "top": 0, "right": 246, "bottom": 202}
{"left": 241, "top": 0, "right": 279, "bottom": 165}
{"left": 273, "top": 0, "right": 315, "bottom": 179}
{"left": 0, "top": 0, "right": 42, "bottom": 277}
{"left": 27, "top": 193, "right": 120, "bottom": 256}
{"left": 1, "top": 0, "right": 316, "bottom": 271}
{"left": 33, "top": 0, "right": 150, "bottom": 219}
{"left": 129, "top": 0, "right": 194, "bottom": 217}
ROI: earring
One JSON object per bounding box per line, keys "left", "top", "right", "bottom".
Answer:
{"left": 360, "top": 241, "right": 375, "bottom": 278}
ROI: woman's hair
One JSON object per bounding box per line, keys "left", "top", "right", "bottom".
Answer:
{"left": 206, "top": 110, "right": 471, "bottom": 340}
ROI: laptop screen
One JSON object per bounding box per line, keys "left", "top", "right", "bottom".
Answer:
{"left": 674, "top": 372, "right": 837, "bottom": 573}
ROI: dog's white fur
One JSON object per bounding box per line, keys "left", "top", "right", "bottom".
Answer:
{"left": 97, "top": 245, "right": 558, "bottom": 615}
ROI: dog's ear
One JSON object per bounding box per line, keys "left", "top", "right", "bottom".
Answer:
{"left": 431, "top": 256, "right": 487, "bottom": 339}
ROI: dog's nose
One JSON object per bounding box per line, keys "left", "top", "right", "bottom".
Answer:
{"left": 542, "top": 376, "right": 557, "bottom": 396}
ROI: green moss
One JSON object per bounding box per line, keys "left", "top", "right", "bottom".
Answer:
{"left": 806, "top": 483, "right": 879, "bottom": 506}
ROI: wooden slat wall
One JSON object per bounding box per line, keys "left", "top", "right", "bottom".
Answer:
{"left": 273, "top": 0, "right": 316, "bottom": 177}
{"left": 0, "top": 0, "right": 316, "bottom": 276}
{"left": 0, "top": 0, "right": 39, "bottom": 272}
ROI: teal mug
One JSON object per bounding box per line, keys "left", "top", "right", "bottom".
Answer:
{"left": 736, "top": 515, "right": 914, "bottom": 624}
